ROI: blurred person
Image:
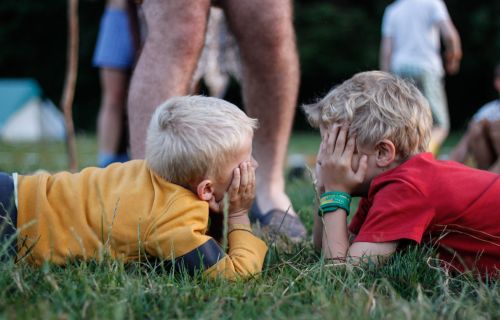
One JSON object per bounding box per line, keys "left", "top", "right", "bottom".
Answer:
{"left": 450, "top": 63, "right": 500, "bottom": 173}
{"left": 379, "top": 0, "right": 462, "bottom": 155}
{"left": 93, "top": 0, "right": 140, "bottom": 167}
{"left": 127, "top": 0, "right": 306, "bottom": 241}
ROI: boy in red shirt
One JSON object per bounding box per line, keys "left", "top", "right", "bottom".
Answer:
{"left": 303, "top": 71, "right": 500, "bottom": 276}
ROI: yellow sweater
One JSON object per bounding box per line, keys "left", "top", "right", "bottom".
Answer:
{"left": 16, "top": 160, "right": 267, "bottom": 279}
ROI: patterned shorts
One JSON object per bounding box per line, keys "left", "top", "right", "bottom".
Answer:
{"left": 395, "top": 67, "right": 449, "bottom": 130}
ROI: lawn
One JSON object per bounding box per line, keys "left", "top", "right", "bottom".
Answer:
{"left": 1, "top": 132, "right": 499, "bottom": 319}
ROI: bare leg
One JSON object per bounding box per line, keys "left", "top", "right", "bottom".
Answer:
{"left": 128, "top": 0, "right": 211, "bottom": 158}
{"left": 487, "top": 120, "right": 500, "bottom": 173}
{"left": 222, "top": 0, "right": 300, "bottom": 218}
{"left": 448, "top": 132, "right": 469, "bottom": 163}
{"left": 468, "top": 121, "right": 495, "bottom": 169}
{"left": 97, "top": 68, "right": 130, "bottom": 159}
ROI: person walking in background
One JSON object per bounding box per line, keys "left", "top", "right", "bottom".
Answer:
{"left": 127, "top": 0, "right": 306, "bottom": 241}
{"left": 379, "top": 0, "right": 462, "bottom": 155}
{"left": 93, "top": 0, "right": 140, "bottom": 167}
{"left": 450, "top": 63, "right": 500, "bottom": 173}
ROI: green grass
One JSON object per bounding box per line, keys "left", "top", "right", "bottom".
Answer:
{"left": 1, "top": 132, "right": 499, "bottom": 319}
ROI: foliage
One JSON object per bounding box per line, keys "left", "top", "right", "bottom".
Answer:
{"left": 0, "top": 1, "right": 499, "bottom": 131}
{"left": 0, "top": 0, "right": 103, "bottom": 131}
{"left": 294, "top": 0, "right": 500, "bottom": 130}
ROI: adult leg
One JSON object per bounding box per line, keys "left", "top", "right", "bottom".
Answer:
{"left": 468, "top": 120, "right": 495, "bottom": 170}
{"left": 222, "top": 0, "right": 305, "bottom": 238}
{"left": 97, "top": 68, "right": 130, "bottom": 166}
{"left": 487, "top": 120, "right": 500, "bottom": 173}
{"left": 448, "top": 132, "right": 469, "bottom": 163}
{"left": 128, "top": 0, "right": 210, "bottom": 158}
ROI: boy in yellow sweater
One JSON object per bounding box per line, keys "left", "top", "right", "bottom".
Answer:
{"left": 0, "top": 96, "right": 267, "bottom": 280}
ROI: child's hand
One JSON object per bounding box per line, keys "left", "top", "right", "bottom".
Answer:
{"left": 227, "top": 161, "right": 255, "bottom": 224}
{"left": 314, "top": 161, "right": 325, "bottom": 195}
{"left": 317, "top": 124, "right": 367, "bottom": 194}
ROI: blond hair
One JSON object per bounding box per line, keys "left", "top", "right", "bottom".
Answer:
{"left": 146, "top": 96, "right": 258, "bottom": 186}
{"left": 302, "top": 71, "right": 432, "bottom": 158}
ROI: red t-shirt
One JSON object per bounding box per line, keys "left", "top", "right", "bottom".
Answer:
{"left": 349, "top": 153, "right": 500, "bottom": 276}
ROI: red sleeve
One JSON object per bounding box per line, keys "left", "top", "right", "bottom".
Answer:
{"left": 351, "top": 180, "right": 435, "bottom": 244}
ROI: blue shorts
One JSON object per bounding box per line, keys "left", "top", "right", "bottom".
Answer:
{"left": 93, "top": 8, "right": 135, "bottom": 70}
{"left": 0, "top": 172, "right": 17, "bottom": 258}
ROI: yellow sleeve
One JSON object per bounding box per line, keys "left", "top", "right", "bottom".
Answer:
{"left": 143, "top": 194, "right": 267, "bottom": 280}
{"left": 203, "top": 229, "right": 268, "bottom": 280}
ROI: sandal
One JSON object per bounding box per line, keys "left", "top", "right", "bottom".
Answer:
{"left": 250, "top": 202, "right": 307, "bottom": 242}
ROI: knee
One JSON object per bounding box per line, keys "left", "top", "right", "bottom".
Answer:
{"left": 258, "top": 21, "right": 296, "bottom": 57}
{"left": 468, "top": 121, "right": 486, "bottom": 140}
{"left": 487, "top": 120, "right": 500, "bottom": 145}
{"left": 238, "top": 14, "right": 297, "bottom": 63}
{"left": 145, "top": 12, "right": 206, "bottom": 61}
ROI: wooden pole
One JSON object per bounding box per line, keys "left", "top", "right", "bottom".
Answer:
{"left": 61, "top": 0, "right": 79, "bottom": 172}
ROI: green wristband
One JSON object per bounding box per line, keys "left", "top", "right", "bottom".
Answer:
{"left": 318, "top": 191, "right": 351, "bottom": 217}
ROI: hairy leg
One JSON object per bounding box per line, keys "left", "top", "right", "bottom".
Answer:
{"left": 127, "top": 0, "right": 210, "bottom": 158}
{"left": 97, "top": 68, "right": 130, "bottom": 157}
{"left": 222, "top": 0, "right": 300, "bottom": 216}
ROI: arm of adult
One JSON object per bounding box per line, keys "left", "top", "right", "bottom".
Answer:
{"left": 439, "top": 19, "right": 462, "bottom": 75}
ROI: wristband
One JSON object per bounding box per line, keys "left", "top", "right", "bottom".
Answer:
{"left": 228, "top": 224, "right": 253, "bottom": 234}
{"left": 318, "top": 191, "right": 351, "bottom": 217}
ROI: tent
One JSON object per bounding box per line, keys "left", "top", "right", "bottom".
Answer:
{"left": 0, "top": 79, "right": 66, "bottom": 142}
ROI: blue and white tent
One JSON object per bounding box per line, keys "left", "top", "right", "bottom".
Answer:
{"left": 0, "top": 79, "right": 65, "bottom": 142}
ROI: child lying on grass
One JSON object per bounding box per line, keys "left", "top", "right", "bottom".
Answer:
{"left": 303, "top": 71, "right": 500, "bottom": 277}
{"left": 0, "top": 96, "right": 267, "bottom": 280}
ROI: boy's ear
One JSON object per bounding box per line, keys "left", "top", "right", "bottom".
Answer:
{"left": 196, "top": 179, "right": 220, "bottom": 212}
{"left": 375, "top": 139, "right": 396, "bottom": 167}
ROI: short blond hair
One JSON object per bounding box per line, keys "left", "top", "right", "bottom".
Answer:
{"left": 146, "top": 96, "right": 258, "bottom": 186}
{"left": 302, "top": 71, "right": 432, "bottom": 158}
